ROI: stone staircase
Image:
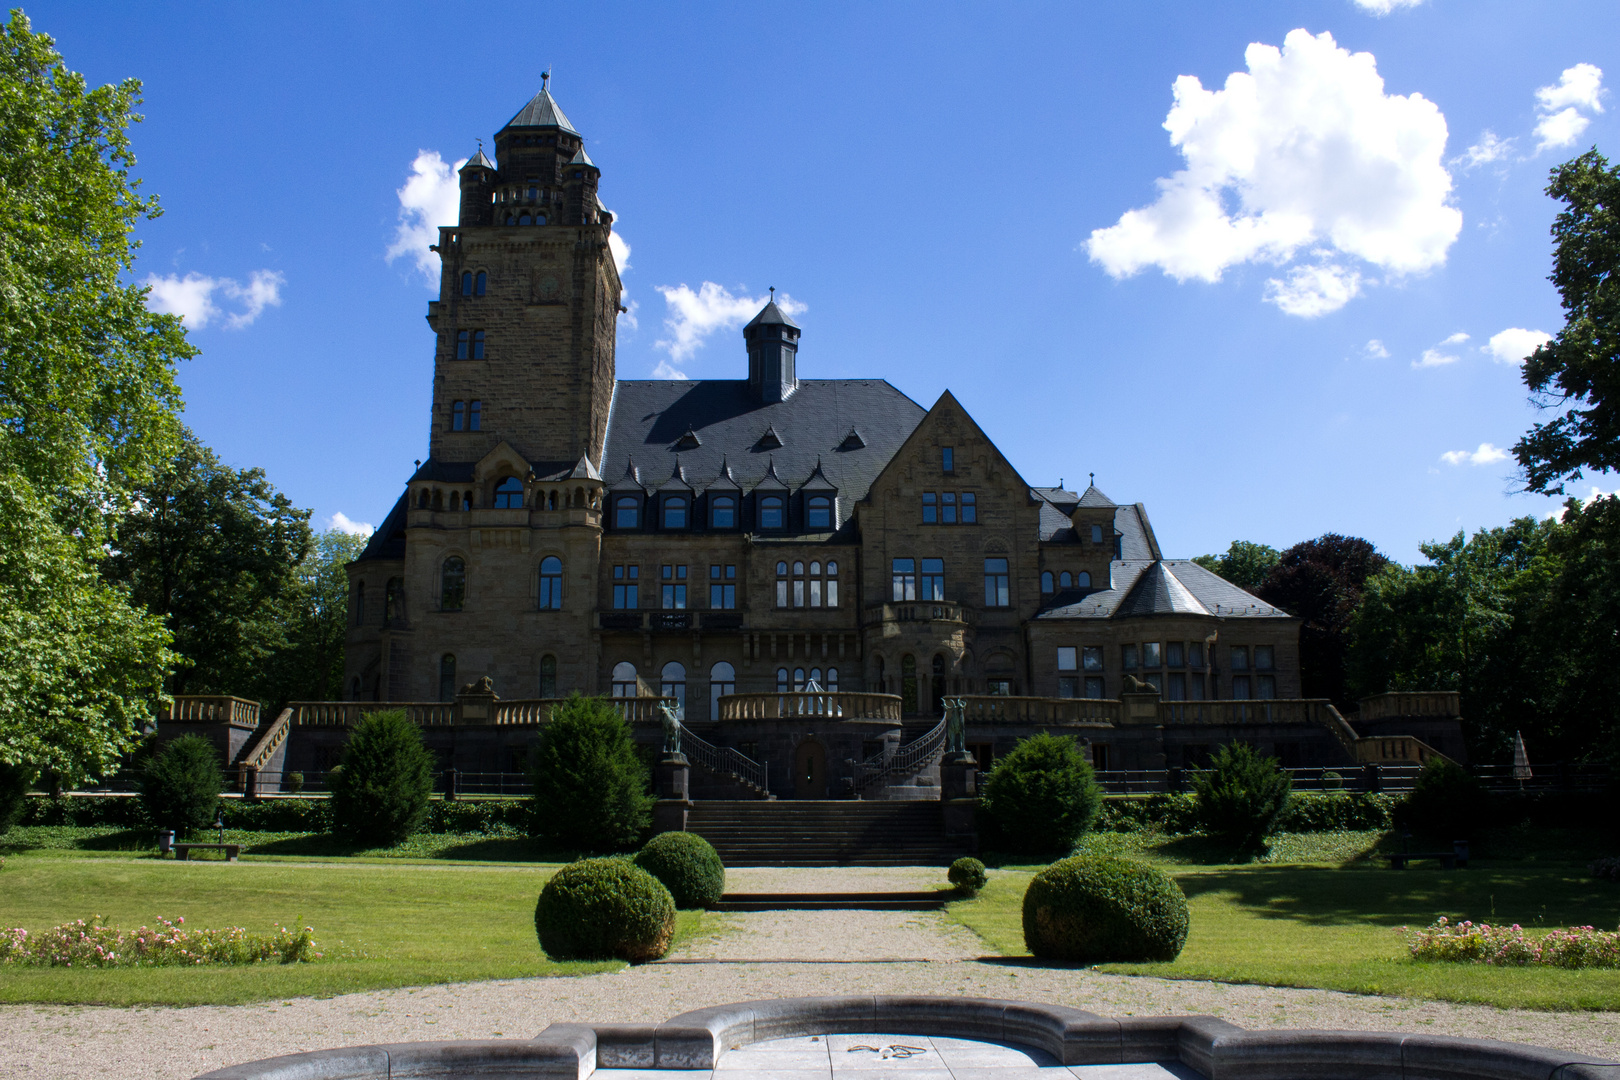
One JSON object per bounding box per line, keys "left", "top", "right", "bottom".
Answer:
{"left": 684, "top": 800, "right": 972, "bottom": 867}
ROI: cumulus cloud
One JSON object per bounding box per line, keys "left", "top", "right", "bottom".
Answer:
{"left": 386, "top": 150, "right": 466, "bottom": 284}
{"left": 1412, "top": 331, "right": 1469, "bottom": 368}
{"left": 1440, "top": 442, "right": 1509, "bottom": 466}
{"left": 1363, "top": 338, "right": 1390, "bottom": 359}
{"left": 1534, "top": 64, "right": 1604, "bottom": 152}
{"left": 652, "top": 283, "right": 807, "bottom": 374}
{"left": 144, "top": 270, "right": 285, "bottom": 329}
{"left": 1085, "top": 29, "right": 1460, "bottom": 318}
{"left": 327, "top": 512, "right": 375, "bottom": 536}
{"left": 1485, "top": 327, "right": 1552, "bottom": 365}
{"left": 1455, "top": 130, "right": 1515, "bottom": 170}
{"left": 1351, "top": 0, "right": 1423, "bottom": 12}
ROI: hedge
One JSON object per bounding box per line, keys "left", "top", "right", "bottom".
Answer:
{"left": 19, "top": 795, "right": 532, "bottom": 834}
{"left": 1095, "top": 792, "right": 1397, "bottom": 834}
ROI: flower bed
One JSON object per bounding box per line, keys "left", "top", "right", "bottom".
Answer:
{"left": 0, "top": 916, "right": 319, "bottom": 967}
{"left": 1404, "top": 916, "right": 1620, "bottom": 968}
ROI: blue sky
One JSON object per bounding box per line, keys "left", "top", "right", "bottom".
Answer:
{"left": 28, "top": 0, "right": 1620, "bottom": 563}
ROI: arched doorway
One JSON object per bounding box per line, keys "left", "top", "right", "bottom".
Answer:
{"left": 660, "top": 661, "right": 686, "bottom": 719}
{"left": 793, "top": 740, "right": 827, "bottom": 799}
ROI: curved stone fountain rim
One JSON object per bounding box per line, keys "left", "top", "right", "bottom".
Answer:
{"left": 194, "top": 993, "right": 1618, "bottom": 1079}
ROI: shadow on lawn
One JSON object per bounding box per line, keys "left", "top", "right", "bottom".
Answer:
{"left": 241, "top": 832, "right": 569, "bottom": 862}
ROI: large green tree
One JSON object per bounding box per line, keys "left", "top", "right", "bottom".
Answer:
{"left": 1193, "top": 540, "right": 1280, "bottom": 591}
{"left": 1255, "top": 535, "right": 1388, "bottom": 710}
{"left": 0, "top": 11, "right": 190, "bottom": 779}
{"left": 285, "top": 528, "right": 369, "bottom": 702}
{"left": 1514, "top": 150, "right": 1620, "bottom": 494}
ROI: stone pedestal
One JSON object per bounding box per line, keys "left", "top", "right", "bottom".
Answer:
{"left": 940, "top": 752, "right": 978, "bottom": 800}
{"left": 652, "top": 753, "right": 691, "bottom": 836}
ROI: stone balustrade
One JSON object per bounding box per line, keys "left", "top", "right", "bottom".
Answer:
{"left": 163, "top": 695, "right": 261, "bottom": 727}
{"left": 865, "top": 600, "right": 974, "bottom": 626}
{"left": 958, "top": 695, "right": 1120, "bottom": 725}
{"left": 1359, "top": 691, "right": 1462, "bottom": 720}
{"left": 1156, "top": 698, "right": 1335, "bottom": 726}
{"left": 289, "top": 702, "right": 457, "bottom": 727}
{"left": 719, "top": 691, "right": 902, "bottom": 721}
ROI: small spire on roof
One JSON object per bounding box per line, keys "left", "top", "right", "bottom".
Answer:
{"left": 542, "top": 69, "right": 550, "bottom": 89}
{"left": 1090, "top": 472, "right": 1095, "bottom": 485}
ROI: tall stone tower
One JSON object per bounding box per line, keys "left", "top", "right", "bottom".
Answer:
{"left": 425, "top": 75, "right": 622, "bottom": 471}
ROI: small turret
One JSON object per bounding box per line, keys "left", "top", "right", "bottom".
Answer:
{"left": 743, "top": 291, "right": 800, "bottom": 403}
{"left": 457, "top": 145, "right": 495, "bottom": 227}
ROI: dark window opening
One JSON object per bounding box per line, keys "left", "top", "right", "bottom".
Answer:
{"left": 493, "top": 476, "right": 523, "bottom": 508}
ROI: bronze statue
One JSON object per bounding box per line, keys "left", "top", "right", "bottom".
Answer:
{"left": 944, "top": 697, "right": 966, "bottom": 753}
{"left": 659, "top": 700, "right": 683, "bottom": 754}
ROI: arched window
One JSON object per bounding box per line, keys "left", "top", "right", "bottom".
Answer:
{"left": 711, "top": 495, "right": 736, "bottom": 528}
{"left": 662, "top": 496, "right": 687, "bottom": 529}
{"left": 353, "top": 581, "right": 365, "bottom": 626}
{"left": 494, "top": 477, "right": 524, "bottom": 508}
{"left": 1059, "top": 571, "right": 1072, "bottom": 589}
{"left": 468, "top": 400, "right": 482, "bottom": 431}
{"left": 431, "top": 489, "right": 444, "bottom": 511}
{"left": 350, "top": 675, "right": 362, "bottom": 701}
{"left": 932, "top": 654, "right": 947, "bottom": 716}
{"left": 611, "top": 661, "right": 638, "bottom": 697}
{"left": 518, "top": 214, "right": 532, "bottom": 225}
{"left": 546, "top": 490, "right": 558, "bottom": 510}
{"left": 452, "top": 401, "right": 466, "bottom": 431}
{"left": 461, "top": 271, "right": 473, "bottom": 296}
{"left": 385, "top": 577, "right": 403, "bottom": 625}
{"left": 759, "top": 495, "right": 784, "bottom": 529}
{"left": 440, "top": 557, "right": 465, "bottom": 610}
{"left": 439, "top": 654, "right": 457, "bottom": 702}
{"left": 709, "top": 662, "right": 736, "bottom": 721}
{"left": 461, "top": 491, "right": 472, "bottom": 511}
{"left": 826, "top": 667, "right": 839, "bottom": 692}
{"left": 475, "top": 270, "right": 487, "bottom": 296}
{"left": 901, "top": 654, "right": 919, "bottom": 715}
{"left": 1041, "top": 571, "right": 1054, "bottom": 594}
{"left": 1077, "top": 571, "right": 1091, "bottom": 588}
{"left": 793, "top": 667, "right": 807, "bottom": 691}
{"left": 471, "top": 331, "right": 485, "bottom": 360}
{"left": 539, "top": 655, "right": 557, "bottom": 698}
{"left": 457, "top": 330, "right": 469, "bottom": 359}
{"left": 539, "top": 556, "right": 563, "bottom": 609}
{"left": 807, "top": 496, "right": 832, "bottom": 530}
{"left": 418, "top": 489, "right": 430, "bottom": 509}
{"left": 614, "top": 496, "right": 639, "bottom": 528}
{"left": 661, "top": 661, "right": 686, "bottom": 718}
{"left": 534, "top": 214, "right": 547, "bottom": 226}
{"left": 505, "top": 214, "right": 514, "bottom": 225}
{"left": 776, "top": 667, "right": 789, "bottom": 693}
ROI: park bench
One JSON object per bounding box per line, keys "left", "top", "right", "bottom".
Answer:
{"left": 1386, "top": 840, "right": 1468, "bottom": 870}
{"left": 172, "top": 843, "right": 240, "bottom": 862}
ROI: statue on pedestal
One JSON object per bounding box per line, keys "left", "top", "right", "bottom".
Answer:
{"left": 944, "top": 697, "right": 966, "bottom": 754}
{"left": 659, "top": 701, "right": 683, "bottom": 755}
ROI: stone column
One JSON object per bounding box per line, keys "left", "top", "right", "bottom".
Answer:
{"left": 652, "top": 752, "right": 691, "bottom": 835}
{"left": 940, "top": 750, "right": 979, "bottom": 849}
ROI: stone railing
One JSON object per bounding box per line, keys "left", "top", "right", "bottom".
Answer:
{"left": 163, "top": 695, "right": 260, "bottom": 727}
{"left": 678, "top": 726, "right": 768, "bottom": 793}
{"left": 958, "top": 695, "right": 1120, "bottom": 725}
{"left": 612, "top": 696, "right": 680, "bottom": 724}
{"left": 1356, "top": 734, "right": 1451, "bottom": 765}
{"left": 1359, "top": 691, "right": 1462, "bottom": 721}
{"left": 239, "top": 708, "right": 292, "bottom": 770}
{"left": 1157, "top": 698, "right": 1338, "bottom": 726}
{"left": 289, "top": 702, "right": 457, "bottom": 727}
{"left": 719, "top": 691, "right": 902, "bottom": 722}
{"left": 858, "top": 715, "right": 946, "bottom": 793}
{"left": 865, "top": 601, "right": 973, "bottom": 626}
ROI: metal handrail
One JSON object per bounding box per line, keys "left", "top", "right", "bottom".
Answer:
{"left": 679, "top": 726, "right": 768, "bottom": 793}
{"left": 857, "top": 715, "right": 946, "bottom": 793}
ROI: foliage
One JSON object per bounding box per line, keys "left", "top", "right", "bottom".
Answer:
{"left": 0, "top": 13, "right": 192, "bottom": 781}
{"left": 979, "top": 733, "right": 1102, "bottom": 855}
{"left": 633, "top": 831, "right": 725, "bottom": 909}
{"left": 138, "top": 735, "right": 222, "bottom": 833}
{"left": 528, "top": 694, "right": 652, "bottom": 853}
{"left": 1277, "top": 792, "right": 1393, "bottom": 832}
{"left": 533, "top": 857, "right": 675, "bottom": 962}
{"left": 1021, "top": 855, "right": 1189, "bottom": 962}
{"left": 0, "top": 915, "right": 318, "bottom": 967}
{"left": 1255, "top": 534, "right": 1388, "bottom": 709}
{"left": 1190, "top": 744, "right": 1292, "bottom": 850}
{"left": 1591, "top": 857, "right": 1620, "bottom": 883}
{"left": 289, "top": 529, "right": 369, "bottom": 702}
{"left": 1514, "top": 151, "right": 1620, "bottom": 494}
{"left": 948, "top": 856, "right": 987, "bottom": 895}
{"left": 328, "top": 710, "right": 436, "bottom": 846}
{"left": 1405, "top": 916, "right": 1620, "bottom": 969}
{"left": 102, "top": 431, "right": 313, "bottom": 700}
{"left": 0, "top": 761, "right": 36, "bottom": 835}
{"left": 1397, "top": 758, "right": 1487, "bottom": 841}
{"left": 1192, "top": 540, "right": 1280, "bottom": 591}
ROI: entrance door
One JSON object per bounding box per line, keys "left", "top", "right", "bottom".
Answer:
{"left": 793, "top": 740, "right": 828, "bottom": 799}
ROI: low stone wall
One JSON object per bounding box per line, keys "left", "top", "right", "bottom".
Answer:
{"left": 194, "top": 994, "right": 1615, "bottom": 1079}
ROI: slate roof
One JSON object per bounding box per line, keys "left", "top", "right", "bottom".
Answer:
{"left": 567, "top": 145, "right": 595, "bottom": 167}
{"left": 600, "top": 378, "right": 926, "bottom": 515}
{"left": 504, "top": 86, "right": 579, "bottom": 134}
{"left": 1078, "top": 483, "right": 1116, "bottom": 508}
{"left": 745, "top": 300, "right": 800, "bottom": 330}
{"left": 358, "top": 493, "right": 408, "bottom": 561}
{"left": 1037, "top": 559, "right": 1291, "bottom": 621}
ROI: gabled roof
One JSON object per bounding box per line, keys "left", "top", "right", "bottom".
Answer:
{"left": 567, "top": 145, "right": 595, "bottom": 167}
{"left": 745, "top": 300, "right": 800, "bottom": 330}
{"left": 567, "top": 454, "right": 602, "bottom": 481}
{"left": 1115, "top": 561, "right": 1213, "bottom": 618}
{"left": 659, "top": 459, "right": 693, "bottom": 492}
{"left": 753, "top": 458, "right": 788, "bottom": 490}
{"left": 706, "top": 457, "right": 742, "bottom": 491}
{"left": 504, "top": 85, "right": 580, "bottom": 134}
{"left": 800, "top": 458, "right": 836, "bottom": 491}
{"left": 1036, "top": 559, "right": 1291, "bottom": 621}
{"left": 609, "top": 458, "right": 644, "bottom": 492}
{"left": 1078, "top": 484, "right": 1116, "bottom": 508}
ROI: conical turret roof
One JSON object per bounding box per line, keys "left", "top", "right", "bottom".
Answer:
{"left": 745, "top": 299, "right": 799, "bottom": 330}
{"left": 505, "top": 81, "right": 580, "bottom": 134}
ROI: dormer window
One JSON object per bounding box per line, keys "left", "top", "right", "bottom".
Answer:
{"left": 662, "top": 496, "right": 688, "bottom": 529}
{"left": 759, "top": 495, "right": 784, "bottom": 530}
{"left": 614, "top": 496, "right": 640, "bottom": 529}
{"left": 710, "top": 495, "right": 736, "bottom": 529}
{"left": 839, "top": 428, "right": 865, "bottom": 451}
{"left": 807, "top": 496, "right": 832, "bottom": 530}
{"left": 493, "top": 477, "right": 524, "bottom": 508}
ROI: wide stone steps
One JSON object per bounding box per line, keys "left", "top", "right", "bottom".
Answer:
{"left": 685, "top": 800, "right": 971, "bottom": 867}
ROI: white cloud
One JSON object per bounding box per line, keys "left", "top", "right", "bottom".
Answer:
{"left": 327, "top": 512, "right": 374, "bottom": 536}
{"left": 143, "top": 269, "right": 284, "bottom": 329}
{"left": 1440, "top": 442, "right": 1509, "bottom": 466}
{"left": 385, "top": 150, "right": 466, "bottom": 284}
{"left": 1534, "top": 64, "right": 1604, "bottom": 152}
{"left": 1351, "top": 0, "right": 1423, "bottom": 12}
{"left": 1411, "top": 331, "right": 1468, "bottom": 368}
{"left": 1485, "top": 327, "right": 1552, "bottom": 364}
{"left": 1455, "top": 130, "right": 1515, "bottom": 169}
{"left": 652, "top": 283, "right": 807, "bottom": 373}
{"left": 1363, "top": 338, "right": 1390, "bottom": 359}
{"left": 1263, "top": 262, "right": 1363, "bottom": 317}
{"left": 1085, "top": 29, "right": 1460, "bottom": 318}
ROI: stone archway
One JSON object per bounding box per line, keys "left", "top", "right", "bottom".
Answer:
{"left": 793, "top": 739, "right": 827, "bottom": 799}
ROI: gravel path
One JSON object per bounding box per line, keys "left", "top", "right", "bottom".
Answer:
{"left": 3, "top": 868, "right": 1618, "bottom": 1078}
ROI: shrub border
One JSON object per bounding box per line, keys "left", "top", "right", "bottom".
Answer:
{"left": 193, "top": 994, "right": 1615, "bottom": 1079}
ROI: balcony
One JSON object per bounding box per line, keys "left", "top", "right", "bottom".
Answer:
{"left": 865, "top": 601, "right": 974, "bottom": 627}
{"left": 651, "top": 611, "right": 692, "bottom": 630}
{"left": 719, "top": 691, "right": 902, "bottom": 722}
{"left": 598, "top": 611, "right": 745, "bottom": 632}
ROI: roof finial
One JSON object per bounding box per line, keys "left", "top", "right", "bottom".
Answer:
{"left": 1089, "top": 471, "right": 1095, "bottom": 486}
{"left": 769, "top": 286, "right": 776, "bottom": 303}
{"left": 541, "top": 69, "right": 551, "bottom": 90}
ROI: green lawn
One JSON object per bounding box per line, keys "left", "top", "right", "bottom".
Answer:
{"left": 0, "top": 856, "right": 702, "bottom": 1006}
{"left": 944, "top": 833, "right": 1620, "bottom": 1012}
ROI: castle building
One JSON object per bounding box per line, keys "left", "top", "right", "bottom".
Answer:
{"left": 338, "top": 84, "right": 1382, "bottom": 795}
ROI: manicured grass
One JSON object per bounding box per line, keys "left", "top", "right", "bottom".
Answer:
{"left": 944, "top": 833, "right": 1620, "bottom": 1011}
{"left": 0, "top": 856, "right": 703, "bottom": 1006}
{"left": 1, "top": 825, "right": 560, "bottom": 862}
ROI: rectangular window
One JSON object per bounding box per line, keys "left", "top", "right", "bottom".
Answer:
{"left": 1092, "top": 743, "right": 1110, "bottom": 771}
{"left": 942, "top": 446, "right": 954, "bottom": 472}
{"left": 1143, "top": 672, "right": 1162, "bottom": 693}
{"left": 1188, "top": 642, "right": 1205, "bottom": 668}
{"left": 942, "top": 492, "right": 957, "bottom": 524}
{"left": 792, "top": 578, "right": 805, "bottom": 607}
{"left": 983, "top": 558, "right": 1010, "bottom": 607}
{"left": 1058, "top": 675, "right": 1079, "bottom": 699}
{"left": 1167, "top": 672, "right": 1186, "bottom": 700}
{"left": 1082, "top": 646, "right": 1104, "bottom": 672}
{"left": 661, "top": 565, "right": 686, "bottom": 609}
{"left": 892, "top": 558, "right": 916, "bottom": 601}
{"left": 1143, "top": 641, "right": 1162, "bottom": 668}
{"left": 827, "top": 577, "right": 838, "bottom": 608}
{"left": 1255, "top": 645, "right": 1275, "bottom": 671}
{"left": 962, "top": 492, "right": 976, "bottom": 523}
{"left": 1121, "top": 644, "right": 1138, "bottom": 670}
{"left": 612, "top": 564, "right": 638, "bottom": 609}
{"left": 451, "top": 401, "right": 466, "bottom": 431}
{"left": 922, "top": 493, "right": 937, "bottom": 524}
{"left": 1189, "top": 678, "right": 1205, "bottom": 701}
{"left": 1057, "top": 646, "right": 1078, "bottom": 672}
{"left": 986, "top": 679, "right": 1012, "bottom": 696}
{"left": 1230, "top": 646, "right": 1250, "bottom": 671}
{"left": 920, "top": 557, "right": 945, "bottom": 601}
{"left": 1233, "top": 675, "right": 1251, "bottom": 698}
{"left": 1257, "top": 674, "right": 1276, "bottom": 699}
{"left": 810, "top": 578, "right": 822, "bottom": 607}
{"left": 1084, "top": 676, "right": 1106, "bottom": 699}
{"left": 468, "top": 400, "right": 482, "bottom": 431}
{"left": 710, "top": 583, "right": 736, "bottom": 608}
{"left": 1166, "top": 641, "right": 1184, "bottom": 668}
{"left": 1091, "top": 524, "right": 1103, "bottom": 544}
{"left": 776, "top": 579, "right": 788, "bottom": 607}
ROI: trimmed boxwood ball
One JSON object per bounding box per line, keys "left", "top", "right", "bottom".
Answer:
{"left": 948, "top": 856, "right": 987, "bottom": 895}
{"left": 1023, "top": 855, "right": 1189, "bottom": 963}
{"left": 535, "top": 857, "right": 676, "bottom": 962}
{"left": 634, "top": 831, "right": 726, "bottom": 909}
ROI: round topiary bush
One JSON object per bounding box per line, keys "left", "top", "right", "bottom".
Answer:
{"left": 329, "top": 710, "right": 437, "bottom": 846}
{"left": 634, "top": 831, "right": 726, "bottom": 909}
{"left": 979, "top": 732, "right": 1102, "bottom": 856}
{"left": 948, "top": 856, "right": 987, "bottom": 895}
{"left": 139, "top": 734, "right": 224, "bottom": 834}
{"left": 1022, "top": 854, "right": 1189, "bottom": 963}
{"left": 535, "top": 857, "right": 676, "bottom": 962}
